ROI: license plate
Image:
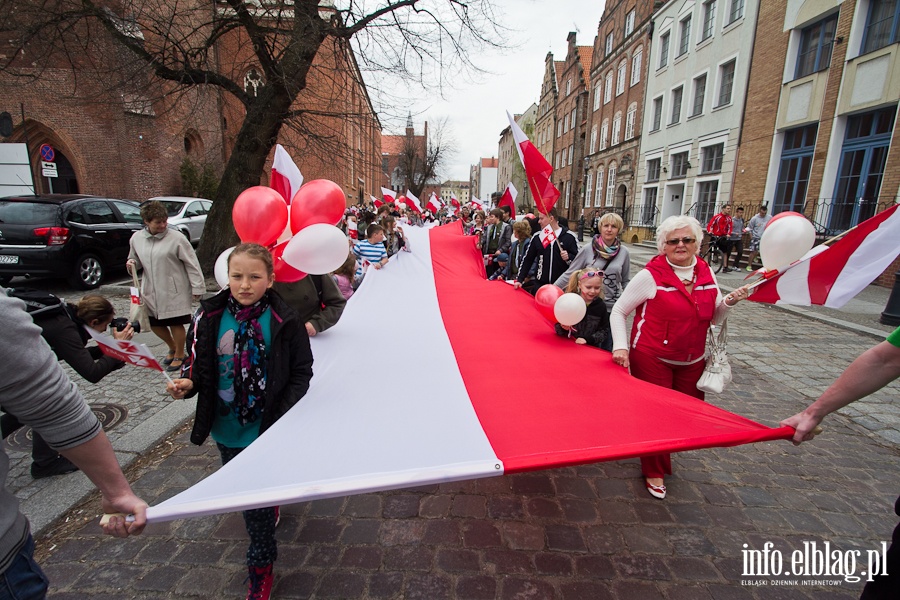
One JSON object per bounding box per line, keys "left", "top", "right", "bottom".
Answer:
{"left": 0, "top": 255, "right": 18, "bottom": 264}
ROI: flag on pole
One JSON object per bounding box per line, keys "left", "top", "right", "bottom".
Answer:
{"left": 85, "top": 328, "right": 164, "bottom": 371}
{"left": 539, "top": 224, "right": 557, "bottom": 248}
{"left": 270, "top": 145, "right": 304, "bottom": 205}
{"left": 371, "top": 194, "right": 383, "bottom": 209}
{"left": 405, "top": 190, "right": 423, "bottom": 214}
{"left": 750, "top": 204, "right": 900, "bottom": 308}
{"left": 498, "top": 182, "right": 518, "bottom": 219}
{"left": 381, "top": 187, "right": 397, "bottom": 206}
{"left": 471, "top": 196, "right": 484, "bottom": 212}
{"left": 426, "top": 192, "right": 441, "bottom": 213}
{"left": 507, "top": 111, "right": 559, "bottom": 215}
{"left": 450, "top": 194, "right": 460, "bottom": 215}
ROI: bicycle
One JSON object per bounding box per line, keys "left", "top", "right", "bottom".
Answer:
{"left": 702, "top": 235, "right": 725, "bottom": 274}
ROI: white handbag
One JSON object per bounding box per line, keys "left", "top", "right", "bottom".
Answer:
{"left": 696, "top": 320, "right": 732, "bottom": 394}
{"left": 128, "top": 270, "right": 152, "bottom": 333}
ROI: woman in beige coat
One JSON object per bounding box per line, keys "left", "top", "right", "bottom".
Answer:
{"left": 127, "top": 201, "right": 205, "bottom": 372}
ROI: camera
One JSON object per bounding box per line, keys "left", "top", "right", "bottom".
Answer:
{"left": 110, "top": 317, "right": 140, "bottom": 334}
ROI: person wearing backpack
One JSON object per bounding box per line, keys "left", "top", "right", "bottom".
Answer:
{"left": 272, "top": 272, "right": 347, "bottom": 338}
{"left": 1, "top": 292, "right": 134, "bottom": 478}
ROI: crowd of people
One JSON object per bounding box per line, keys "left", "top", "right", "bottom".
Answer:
{"left": 1, "top": 195, "right": 897, "bottom": 600}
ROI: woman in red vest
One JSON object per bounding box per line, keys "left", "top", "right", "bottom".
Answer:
{"left": 609, "top": 215, "right": 751, "bottom": 499}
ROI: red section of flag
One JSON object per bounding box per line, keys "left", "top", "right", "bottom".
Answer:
{"left": 497, "top": 183, "right": 517, "bottom": 219}
{"left": 520, "top": 142, "right": 560, "bottom": 215}
{"left": 428, "top": 223, "right": 793, "bottom": 472}
{"left": 381, "top": 187, "right": 396, "bottom": 205}
{"left": 87, "top": 329, "right": 163, "bottom": 371}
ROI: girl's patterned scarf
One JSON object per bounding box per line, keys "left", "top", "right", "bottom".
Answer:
{"left": 592, "top": 234, "right": 620, "bottom": 261}
{"left": 226, "top": 294, "right": 270, "bottom": 425}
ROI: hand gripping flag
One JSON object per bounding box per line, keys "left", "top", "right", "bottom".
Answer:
{"left": 750, "top": 204, "right": 900, "bottom": 307}
{"left": 405, "top": 190, "right": 423, "bottom": 214}
{"left": 270, "top": 145, "right": 304, "bottom": 205}
{"left": 507, "top": 111, "right": 560, "bottom": 215}
{"left": 85, "top": 328, "right": 163, "bottom": 371}
{"left": 498, "top": 182, "right": 518, "bottom": 219}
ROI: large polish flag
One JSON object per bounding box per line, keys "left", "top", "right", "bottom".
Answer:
{"left": 146, "top": 223, "right": 792, "bottom": 522}
{"left": 751, "top": 204, "right": 900, "bottom": 307}
{"left": 498, "top": 182, "right": 518, "bottom": 219}
{"left": 507, "top": 111, "right": 559, "bottom": 214}
{"left": 270, "top": 144, "right": 303, "bottom": 205}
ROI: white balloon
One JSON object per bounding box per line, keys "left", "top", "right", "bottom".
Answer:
{"left": 554, "top": 293, "right": 587, "bottom": 327}
{"left": 214, "top": 246, "right": 236, "bottom": 289}
{"left": 759, "top": 216, "right": 816, "bottom": 271}
{"left": 282, "top": 223, "right": 349, "bottom": 275}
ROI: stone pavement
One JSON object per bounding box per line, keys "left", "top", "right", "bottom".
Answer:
{"left": 13, "top": 250, "right": 900, "bottom": 599}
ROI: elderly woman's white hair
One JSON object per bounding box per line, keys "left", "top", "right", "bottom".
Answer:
{"left": 655, "top": 215, "right": 704, "bottom": 254}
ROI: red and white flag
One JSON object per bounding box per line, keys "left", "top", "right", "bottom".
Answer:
{"left": 270, "top": 145, "right": 304, "bottom": 205}
{"left": 498, "top": 182, "right": 517, "bottom": 219}
{"left": 381, "top": 187, "right": 396, "bottom": 206}
{"left": 347, "top": 216, "right": 358, "bottom": 239}
{"left": 371, "top": 194, "right": 383, "bottom": 209}
{"left": 450, "top": 193, "right": 460, "bottom": 215}
{"left": 426, "top": 192, "right": 441, "bottom": 213}
{"left": 470, "top": 196, "right": 484, "bottom": 211}
{"left": 751, "top": 204, "right": 900, "bottom": 308}
{"left": 539, "top": 224, "right": 557, "bottom": 248}
{"left": 507, "top": 111, "right": 560, "bottom": 215}
{"left": 405, "top": 190, "right": 423, "bottom": 214}
{"left": 86, "top": 328, "right": 163, "bottom": 371}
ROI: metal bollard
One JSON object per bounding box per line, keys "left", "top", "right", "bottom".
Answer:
{"left": 881, "top": 267, "right": 900, "bottom": 326}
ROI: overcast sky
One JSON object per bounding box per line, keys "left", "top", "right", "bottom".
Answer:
{"left": 380, "top": 0, "right": 608, "bottom": 182}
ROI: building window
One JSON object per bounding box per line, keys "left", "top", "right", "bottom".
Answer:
{"left": 584, "top": 171, "right": 593, "bottom": 208}
{"left": 564, "top": 113, "right": 569, "bottom": 133}
{"left": 691, "top": 74, "right": 707, "bottom": 116}
{"left": 595, "top": 167, "right": 604, "bottom": 206}
{"left": 557, "top": 119, "right": 563, "bottom": 137}
{"left": 678, "top": 16, "right": 692, "bottom": 57}
{"left": 701, "top": 143, "right": 724, "bottom": 173}
{"left": 555, "top": 152, "right": 561, "bottom": 169}
{"left": 625, "top": 9, "right": 636, "bottom": 37}
{"left": 593, "top": 83, "right": 601, "bottom": 110}
{"left": 651, "top": 96, "right": 663, "bottom": 131}
{"left": 717, "top": 59, "right": 736, "bottom": 106}
{"left": 642, "top": 187, "right": 658, "bottom": 224}
{"left": 863, "top": 0, "right": 900, "bottom": 53}
{"left": 590, "top": 125, "right": 598, "bottom": 153}
{"left": 606, "top": 165, "right": 617, "bottom": 206}
{"left": 659, "top": 32, "right": 670, "bottom": 68}
{"left": 616, "top": 61, "right": 627, "bottom": 95}
{"left": 612, "top": 112, "right": 622, "bottom": 146}
{"left": 566, "top": 79, "right": 572, "bottom": 95}
{"left": 728, "top": 0, "right": 745, "bottom": 24}
{"left": 604, "top": 71, "right": 613, "bottom": 103}
{"left": 606, "top": 31, "right": 614, "bottom": 55}
{"left": 671, "top": 151, "right": 689, "bottom": 178}
{"left": 571, "top": 107, "right": 577, "bottom": 129}
{"left": 625, "top": 105, "right": 636, "bottom": 140}
{"left": 701, "top": 0, "right": 717, "bottom": 41}
{"left": 631, "top": 48, "right": 643, "bottom": 85}
{"left": 647, "top": 158, "right": 661, "bottom": 182}
{"left": 568, "top": 144, "right": 574, "bottom": 165}
{"left": 562, "top": 146, "right": 568, "bottom": 165}
{"left": 796, "top": 14, "right": 838, "bottom": 78}
{"left": 774, "top": 124, "right": 817, "bottom": 215}
{"left": 670, "top": 86, "right": 683, "bottom": 124}
{"left": 600, "top": 120, "right": 609, "bottom": 150}
{"left": 696, "top": 180, "right": 719, "bottom": 224}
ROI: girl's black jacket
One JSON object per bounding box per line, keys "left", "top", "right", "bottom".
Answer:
{"left": 182, "top": 288, "right": 314, "bottom": 446}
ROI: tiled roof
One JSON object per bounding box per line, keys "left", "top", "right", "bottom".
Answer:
{"left": 554, "top": 60, "right": 566, "bottom": 88}
{"left": 481, "top": 157, "right": 498, "bottom": 168}
{"left": 381, "top": 135, "right": 405, "bottom": 155}
{"left": 578, "top": 46, "right": 593, "bottom": 84}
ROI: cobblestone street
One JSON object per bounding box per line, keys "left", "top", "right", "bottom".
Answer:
{"left": 18, "top": 252, "right": 899, "bottom": 599}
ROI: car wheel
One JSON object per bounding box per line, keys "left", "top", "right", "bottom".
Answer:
{"left": 69, "top": 253, "right": 104, "bottom": 289}
{"left": 179, "top": 228, "right": 191, "bottom": 242}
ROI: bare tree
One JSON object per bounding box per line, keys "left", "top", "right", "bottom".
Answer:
{"left": 0, "top": 0, "right": 504, "bottom": 268}
{"left": 394, "top": 116, "right": 455, "bottom": 199}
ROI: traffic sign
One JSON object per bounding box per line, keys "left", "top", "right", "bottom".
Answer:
{"left": 41, "top": 161, "right": 57, "bottom": 178}
{"left": 39, "top": 144, "right": 55, "bottom": 162}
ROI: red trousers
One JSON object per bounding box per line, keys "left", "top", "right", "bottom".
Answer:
{"left": 629, "top": 348, "right": 706, "bottom": 479}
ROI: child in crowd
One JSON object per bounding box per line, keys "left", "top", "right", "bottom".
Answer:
{"left": 352, "top": 223, "right": 389, "bottom": 284}
{"left": 556, "top": 268, "right": 611, "bottom": 349}
{"left": 380, "top": 216, "right": 409, "bottom": 257}
{"left": 487, "top": 253, "right": 509, "bottom": 281}
{"left": 166, "top": 243, "right": 314, "bottom": 600}
{"left": 332, "top": 253, "right": 357, "bottom": 300}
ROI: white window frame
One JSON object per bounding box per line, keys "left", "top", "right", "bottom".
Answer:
{"left": 727, "top": 0, "right": 744, "bottom": 25}
{"left": 606, "top": 164, "right": 617, "bottom": 206}
{"left": 631, "top": 48, "right": 643, "bottom": 85}
{"left": 593, "top": 83, "right": 601, "bottom": 110}
{"left": 691, "top": 72, "right": 707, "bottom": 117}
{"left": 557, "top": 119, "right": 563, "bottom": 137}
{"left": 625, "top": 9, "right": 636, "bottom": 37}
{"left": 564, "top": 180, "right": 571, "bottom": 208}
{"left": 564, "top": 113, "right": 569, "bottom": 133}
{"left": 568, "top": 144, "right": 574, "bottom": 165}
{"left": 611, "top": 112, "right": 622, "bottom": 146}
{"left": 584, "top": 171, "right": 593, "bottom": 208}
{"left": 604, "top": 72, "right": 613, "bottom": 103}
{"left": 659, "top": 31, "right": 670, "bottom": 68}
{"left": 616, "top": 61, "right": 627, "bottom": 95}
{"left": 571, "top": 107, "right": 577, "bottom": 129}
{"left": 625, "top": 104, "right": 636, "bottom": 140}
{"left": 562, "top": 146, "right": 568, "bottom": 165}
{"left": 600, "top": 119, "right": 609, "bottom": 150}
{"left": 566, "top": 78, "right": 572, "bottom": 95}
{"left": 678, "top": 15, "right": 692, "bottom": 57}
{"left": 670, "top": 85, "right": 683, "bottom": 125}
{"left": 651, "top": 95, "right": 663, "bottom": 131}
{"left": 716, "top": 57, "right": 737, "bottom": 107}
{"left": 590, "top": 125, "right": 598, "bottom": 153}
{"left": 595, "top": 167, "right": 604, "bottom": 206}
{"left": 701, "top": 0, "right": 717, "bottom": 42}
{"left": 605, "top": 31, "right": 614, "bottom": 55}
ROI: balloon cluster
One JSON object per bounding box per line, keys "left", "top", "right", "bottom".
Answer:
{"left": 533, "top": 284, "right": 587, "bottom": 327}
{"left": 215, "top": 180, "right": 350, "bottom": 287}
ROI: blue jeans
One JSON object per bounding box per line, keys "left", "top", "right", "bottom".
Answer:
{"left": 0, "top": 535, "right": 49, "bottom": 600}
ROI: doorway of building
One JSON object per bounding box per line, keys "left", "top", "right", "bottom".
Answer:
{"left": 42, "top": 148, "right": 79, "bottom": 194}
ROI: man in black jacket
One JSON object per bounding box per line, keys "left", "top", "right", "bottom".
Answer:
{"left": 513, "top": 208, "right": 579, "bottom": 295}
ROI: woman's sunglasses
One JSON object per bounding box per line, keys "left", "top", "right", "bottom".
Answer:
{"left": 665, "top": 237, "right": 697, "bottom": 246}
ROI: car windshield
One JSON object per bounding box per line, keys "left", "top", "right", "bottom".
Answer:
{"left": 0, "top": 201, "right": 58, "bottom": 224}
{"left": 158, "top": 201, "right": 187, "bottom": 217}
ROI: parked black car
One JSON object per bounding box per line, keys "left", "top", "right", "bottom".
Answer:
{"left": 0, "top": 194, "right": 143, "bottom": 289}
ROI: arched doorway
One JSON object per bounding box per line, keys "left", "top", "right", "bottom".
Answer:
{"left": 9, "top": 121, "right": 81, "bottom": 195}
{"left": 45, "top": 150, "right": 79, "bottom": 194}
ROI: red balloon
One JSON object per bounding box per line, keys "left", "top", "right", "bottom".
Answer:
{"left": 290, "top": 179, "right": 347, "bottom": 234}
{"left": 534, "top": 284, "right": 564, "bottom": 323}
{"left": 271, "top": 240, "right": 307, "bottom": 283}
{"left": 233, "top": 186, "right": 288, "bottom": 246}
{"left": 764, "top": 210, "right": 804, "bottom": 230}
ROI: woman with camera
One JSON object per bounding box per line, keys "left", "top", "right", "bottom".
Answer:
{"left": 1, "top": 295, "right": 134, "bottom": 478}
